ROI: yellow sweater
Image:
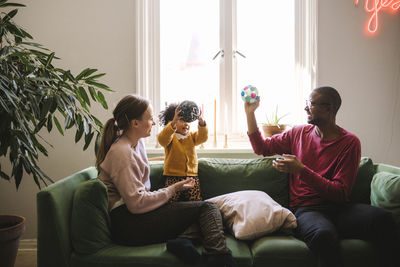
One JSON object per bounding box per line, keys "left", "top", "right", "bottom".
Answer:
{"left": 157, "top": 122, "right": 208, "bottom": 176}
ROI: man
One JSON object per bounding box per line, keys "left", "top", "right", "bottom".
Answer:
{"left": 244, "top": 86, "right": 399, "bottom": 267}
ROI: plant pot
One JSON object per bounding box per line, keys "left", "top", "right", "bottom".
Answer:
{"left": 262, "top": 125, "right": 287, "bottom": 138}
{"left": 0, "top": 215, "right": 26, "bottom": 267}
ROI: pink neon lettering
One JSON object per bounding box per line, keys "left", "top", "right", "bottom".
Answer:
{"left": 355, "top": 0, "right": 400, "bottom": 33}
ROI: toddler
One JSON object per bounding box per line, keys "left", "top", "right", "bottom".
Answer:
{"left": 158, "top": 103, "right": 207, "bottom": 201}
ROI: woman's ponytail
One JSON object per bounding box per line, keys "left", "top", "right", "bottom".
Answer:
{"left": 95, "top": 118, "right": 119, "bottom": 170}
{"left": 95, "top": 94, "right": 149, "bottom": 171}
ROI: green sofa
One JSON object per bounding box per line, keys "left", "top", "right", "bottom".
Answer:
{"left": 37, "top": 157, "right": 400, "bottom": 267}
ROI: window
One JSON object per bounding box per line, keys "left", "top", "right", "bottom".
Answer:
{"left": 136, "top": 0, "right": 317, "bottom": 148}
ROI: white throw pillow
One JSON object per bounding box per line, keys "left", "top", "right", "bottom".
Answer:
{"left": 206, "top": 190, "right": 297, "bottom": 240}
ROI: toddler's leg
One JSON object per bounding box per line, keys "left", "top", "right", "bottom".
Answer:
{"left": 186, "top": 177, "right": 202, "bottom": 201}
{"left": 198, "top": 202, "right": 230, "bottom": 255}
{"left": 165, "top": 176, "right": 181, "bottom": 201}
{"left": 198, "top": 201, "right": 237, "bottom": 266}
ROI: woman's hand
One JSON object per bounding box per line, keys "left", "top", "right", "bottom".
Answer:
{"left": 172, "top": 177, "right": 195, "bottom": 192}
{"left": 272, "top": 154, "right": 304, "bottom": 174}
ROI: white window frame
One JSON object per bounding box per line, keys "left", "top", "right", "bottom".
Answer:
{"left": 136, "top": 0, "right": 317, "bottom": 148}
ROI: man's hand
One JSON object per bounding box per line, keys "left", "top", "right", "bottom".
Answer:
{"left": 272, "top": 154, "right": 304, "bottom": 174}
{"left": 244, "top": 97, "right": 261, "bottom": 134}
{"left": 244, "top": 96, "right": 260, "bottom": 115}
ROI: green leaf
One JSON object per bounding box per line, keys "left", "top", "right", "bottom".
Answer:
{"left": 53, "top": 116, "right": 64, "bottom": 135}
{"left": 31, "top": 135, "right": 49, "bottom": 157}
{"left": 3, "top": 9, "right": 18, "bottom": 22}
{"left": 76, "top": 68, "right": 97, "bottom": 80}
{"left": 33, "top": 118, "right": 47, "bottom": 134}
{"left": 91, "top": 115, "right": 103, "bottom": 128}
{"left": 2, "top": 89, "right": 17, "bottom": 108}
{"left": 0, "top": 95, "right": 10, "bottom": 112}
{"left": 49, "top": 97, "right": 57, "bottom": 113}
{"left": 97, "top": 91, "right": 108, "bottom": 109}
{"left": 88, "top": 86, "right": 98, "bottom": 101}
{"left": 83, "top": 132, "right": 94, "bottom": 151}
{"left": 78, "top": 86, "right": 90, "bottom": 106}
{"left": 0, "top": 132, "right": 10, "bottom": 156}
{"left": 0, "top": 168, "right": 10, "bottom": 181}
{"left": 82, "top": 117, "right": 89, "bottom": 135}
{"left": 86, "top": 73, "right": 106, "bottom": 80}
{"left": 75, "top": 125, "right": 84, "bottom": 143}
{"left": 76, "top": 113, "right": 82, "bottom": 126}
{"left": 33, "top": 165, "right": 53, "bottom": 183}
{"left": 45, "top": 52, "right": 55, "bottom": 68}
{"left": 13, "top": 161, "right": 23, "bottom": 190}
{"left": 14, "top": 36, "right": 22, "bottom": 44}
{"left": 64, "top": 70, "right": 75, "bottom": 82}
{"left": 31, "top": 172, "right": 41, "bottom": 189}
{"left": 65, "top": 113, "right": 75, "bottom": 129}
{"left": 47, "top": 114, "right": 53, "bottom": 132}
{"left": 86, "top": 80, "right": 111, "bottom": 91}
{"left": 75, "top": 68, "right": 89, "bottom": 80}
{"left": 19, "top": 28, "right": 33, "bottom": 39}
{"left": 0, "top": 3, "right": 25, "bottom": 8}
{"left": 40, "top": 97, "right": 52, "bottom": 119}
{"left": 21, "top": 157, "right": 32, "bottom": 174}
{"left": 94, "top": 131, "right": 101, "bottom": 155}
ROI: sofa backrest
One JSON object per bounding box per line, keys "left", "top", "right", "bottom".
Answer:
{"left": 150, "top": 157, "right": 290, "bottom": 207}
{"left": 36, "top": 167, "right": 98, "bottom": 267}
{"left": 350, "top": 157, "right": 376, "bottom": 204}
{"left": 151, "top": 156, "right": 381, "bottom": 207}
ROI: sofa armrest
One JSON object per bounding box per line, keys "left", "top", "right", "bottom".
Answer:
{"left": 37, "top": 167, "right": 98, "bottom": 267}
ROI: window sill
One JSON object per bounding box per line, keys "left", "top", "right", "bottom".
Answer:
{"left": 147, "top": 147, "right": 254, "bottom": 154}
{"left": 146, "top": 132, "right": 257, "bottom": 158}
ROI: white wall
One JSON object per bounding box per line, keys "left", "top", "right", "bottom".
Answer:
{"left": 0, "top": 0, "right": 399, "bottom": 239}
{"left": 318, "top": 0, "right": 400, "bottom": 166}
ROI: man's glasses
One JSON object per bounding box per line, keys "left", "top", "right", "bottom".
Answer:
{"left": 305, "top": 100, "right": 331, "bottom": 109}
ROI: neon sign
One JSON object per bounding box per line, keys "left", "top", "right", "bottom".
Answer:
{"left": 355, "top": 0, "right": 400, "bottom": 34}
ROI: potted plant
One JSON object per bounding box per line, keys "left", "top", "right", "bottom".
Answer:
{"left": 0, "top": 1, "right": 111, "bottom": 266}
{"left": 261, "top": 105, "right": 289, "bottom": 137}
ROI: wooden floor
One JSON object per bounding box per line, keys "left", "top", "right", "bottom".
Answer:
{"left": 15, "top": 239, "right": 37, "bottom": 267}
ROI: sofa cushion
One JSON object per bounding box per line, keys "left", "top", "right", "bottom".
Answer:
{"left": 70, "top": 235, "right": 253, "bottom": 267}
{"left": 350, "top": 157, "right": 375, "bottom": 204}
{"left": 370, "top": 171, "right": 400, "bottom": 226}
{"left": 71, "top": 178, "right": 112, "bottom": 254}
{"left": 207, "top": 190, "right": 296, "bottom": 240}
{"left": 251, "top": 236, "right": 376, "bottom": 267}
{"left": 198, "top": 157, "right": 289, "bottom": 207}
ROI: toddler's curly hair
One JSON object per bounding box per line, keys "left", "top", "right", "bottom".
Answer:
{"left": 158, "top": 103, "right": 178, "bottom": 126}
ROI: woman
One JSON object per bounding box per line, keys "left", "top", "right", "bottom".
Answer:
{"left": 96, "top": 94, "right": 236, "bottom": 267}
